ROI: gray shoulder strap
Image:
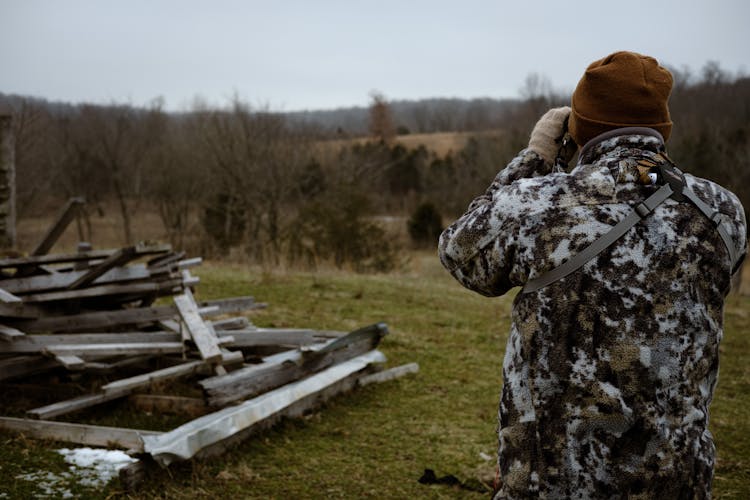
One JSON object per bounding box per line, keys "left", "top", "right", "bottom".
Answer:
{"left": 680, "top": 188, "right": 739, "bottom": 269}
{"left": 521, "top": 183, "right": 674, "bottom": 294}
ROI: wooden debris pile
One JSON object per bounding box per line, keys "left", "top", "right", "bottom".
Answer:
{"left": 0, "top": 203, "right": 418, "bottom": 486}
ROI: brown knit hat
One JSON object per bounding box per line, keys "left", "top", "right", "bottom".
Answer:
{"left": 569, "top": 51, "right": 673, "bottom": 146}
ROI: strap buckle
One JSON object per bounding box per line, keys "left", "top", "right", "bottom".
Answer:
{"left": 709, "top": 212, "right": 723, "bottom": 227}
{"left": 635, "top": 203, "right": 651, "bottom": 218}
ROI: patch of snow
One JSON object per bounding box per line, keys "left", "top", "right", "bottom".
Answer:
{"left": 14, "top": 471, "right": 74, "bottom": 498}
{"left": 57, "top": 447, "right": 138, "bottom": 488}
{"left": 13, "top": 448, "right": 137, "bottom": 498}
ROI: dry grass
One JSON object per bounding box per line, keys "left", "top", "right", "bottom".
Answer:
{"left": 16, "top": 201, "right": 171, "bottom": 255}
{"left": 319, "top": 129, "right": 505, "bottom": 157}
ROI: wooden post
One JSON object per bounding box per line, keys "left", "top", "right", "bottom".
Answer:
{"left": 0, "top": 115, "right": 15, "bottom": 250}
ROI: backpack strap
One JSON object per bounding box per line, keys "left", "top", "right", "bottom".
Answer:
{"left": 521, "top": 182, "right": 673, "bottom": 294}
{"left": 680, "top": 187, "right": 740, "bottom": 270}
{"left": 521, "top": 162, "right": 740, "bottom": 294}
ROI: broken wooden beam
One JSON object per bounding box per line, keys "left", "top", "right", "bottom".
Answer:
{"left": 0, "top": 242, "right": 172, "bottom": 270}
{"left": 197, "top": 296, "right": 265, "bottom": 314}
{"left": 67, "top": 246, "right": 138, "bottom": 290}
{"left": 146, "top": 250, "right": 186, "bottom": 270}
{"left": 199, "top": 323, "right": 388, "bottom": 407}
{"left": 31, "top": 197, "right": 86, "bottom": 256}
{"left": 53, "top": 353, "right": 86, "bottom": 370}
{"left": 173, "top": 289, "right": 222, "bottom": 364}
{"left": 99, "top": 360, "right": 206, "bottom": 395}
{"left": 143, "top": 349, "right": 386, "bottom": 466}
{"left": 0, "top": 416, "right": 160, "bottom": 451}
{"left": 1, "top": 263, "right": 154, "bottom": 295}
{"left": 128, "top": 394, "right": 209, "bottom": 418}
{"left": 26, "top": 352, "right": 243, "bottom": 420}
{"left": 44, "top": 342, "right": 185, "bottom": 358}
{"left": 0, "top": 355, "right": 59, "bottom": 381}
{"left": 0, "top": 328, "right": 319, "bottom": 355}
{"left": 0, "top": 300, "right": 45, "bottom": 319}
{"left": 20, "top": 277, "right": 184, "bottom": 303}
{"left": 27, "top": 389, "right": 131, "bottom": 420}
{"left": 0, "top": 323, "right": 24, "bottom": 341}
{"left": 211, "top": 316, "right": 251, "bottom": 330}
{"left": 0, "top": 287, "right": 22, "bottom": 303}
{"left": 357, "top": 362, "right": 420, "bottom": 386}
{"left": 7, "top": 297, "right": 254, "bottom": 333}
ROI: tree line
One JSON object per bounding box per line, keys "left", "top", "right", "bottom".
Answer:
{"left": 1, "top": 61, "right": 747, "bottom": 271}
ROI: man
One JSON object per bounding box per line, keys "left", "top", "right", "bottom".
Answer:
{"left": 438, "top": 51, "right": 747, "bottom": 498}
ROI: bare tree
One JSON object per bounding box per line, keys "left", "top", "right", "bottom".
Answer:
{"left": 368, "top": 91, "right": 395, "bottom": 143}
{"left": 194, "top": 97, "right": 313, "bottom": 263}
{"left": 56, "top": 101, "right": 166, "bottom": 244}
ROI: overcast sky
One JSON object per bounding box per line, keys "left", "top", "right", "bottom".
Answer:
{"left": 1, "top": 0, "right": 748, "bottom": 112}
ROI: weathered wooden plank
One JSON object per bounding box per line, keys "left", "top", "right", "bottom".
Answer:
{"left": 67, "top": 246, "right": 138, "bottom": 290}
{"left": 225, "top": 328, "right": 319, "bottom": 347}
{"left": 45, "top": 342, "right": 185, "bottom": 357}
{"left": 100, "top": 359, "right": 204, "bottom": 394}
{"left": 0, "top": 249, "right": 114, "bottom": 269}
{"left": 199, "top": 323, "right": 388, "bottom": 407}
{"left": 128, "top": 394, "right": 209, "bottom": 418}
{"left": 0, "top": 242, "right": 172, "bottom": 269}
{"left": 211, "top": 316, "right": 251, "bottom": 330}
{"left": 53, "top": 354, "right": 85, "bottom": 370}
{"left": 0, "top": 355, "right": 59, "bottom": 381}
{"left": 159, "top": 319, "right": 181, "bottom": 333}
{"left": 181, "top": 270, "right": 200, "bottom": 288}
{"left": 8, "top": 304, "right": 177, "bottom": 333}
{"left": 21, "top": 277, "right": 183, "bottom": 303}
{"left": 0, "top": 287, "right": 22, "bottom": 303}
{"left": 1, "top": 264, "right": 153, "bottom": 295}
{"left": 0, "top": 323, "right": 24, "bottom": 341}
{"left": 143, "top": 350, "right": 386, "bottom": 465}
{"left": 357, "top": 362, "right": 420, "bottom": 386}
{"left": 193, "top": 361, "right": 382, "bottom": 463}
{"left": 177, "top": 257, "right": 202, "bottom": 269}
{"left": 120, "top": 361, "right": 383, "bottom": 488}
{"left": 0, "top": 416, "right": 160, "bottom": 451}
{"left": 219, "top": 349, "right": 244, "bottom": 366}
{"left": 0, "top": 300, "right": 45, "bottom": 319}
{"left": 3, "top": 332, "right": 180, "bottom": 352}
{"left": 31, "top": 197, "right": 86, "bottom": 256}
{"left": 0, "top": 328, "right": 319, "bottom": 354}
{"left": 27, "top": 389, "right": 131, "bottom": 420}
{"left": 8, "top": 299, "right": 231, "bottom": 333}
{"left": 174, "top": 289, "right": 222, "bottom": 363}
{"left": 83, "top": 355, "right": 154, "bottom": 374}
{"left": 146, "top": 250, "right": 185, "bottom": 270}
{"left": 196, "top": 296, "right": 264, "bottom": 314}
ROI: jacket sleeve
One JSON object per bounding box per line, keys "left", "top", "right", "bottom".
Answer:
{"left": 438, "top": 149, "right": 553, "bottom": 297}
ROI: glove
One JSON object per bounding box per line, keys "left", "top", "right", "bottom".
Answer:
{"left": 528, "top": 106, "right": 576, "bottom": 166}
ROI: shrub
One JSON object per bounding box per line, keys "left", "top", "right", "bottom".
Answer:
{"left": 408, "top": 202, "right": 443, "bottom": 248}
{"left": 201, "top": 193, "right": 247, "bottom": 252}
{"left": 287, "top": 189, "right": 399, "bottom": 272}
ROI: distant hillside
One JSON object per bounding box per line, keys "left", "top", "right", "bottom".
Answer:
{"left": 285, "top": 97, "right": 522, "bottom": 136}
{"left": 0, "top": 92, "right": 523, "bottom": 136}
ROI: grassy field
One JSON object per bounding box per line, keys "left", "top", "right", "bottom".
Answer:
{"left": 320, "top": 129, "right": 506, "bottom": 158}
{"left": 1, "top": 253, "right": 749, "bottom": 499}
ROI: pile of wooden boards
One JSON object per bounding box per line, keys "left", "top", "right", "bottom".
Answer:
{"left": 0, "top": 232, "right": 417, "bottom": 486}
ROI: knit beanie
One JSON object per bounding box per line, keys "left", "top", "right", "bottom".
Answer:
{"left": 569, "top": 51, "right": 673, "bottom": 146}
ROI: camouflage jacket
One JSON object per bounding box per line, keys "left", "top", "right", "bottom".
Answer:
{"left": 439, "top": 129, "right": 747, "bottom": 499}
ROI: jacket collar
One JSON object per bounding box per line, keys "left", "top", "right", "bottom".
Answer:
{"left": 577, "top": 127, "right": 666, "bottom": 166}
